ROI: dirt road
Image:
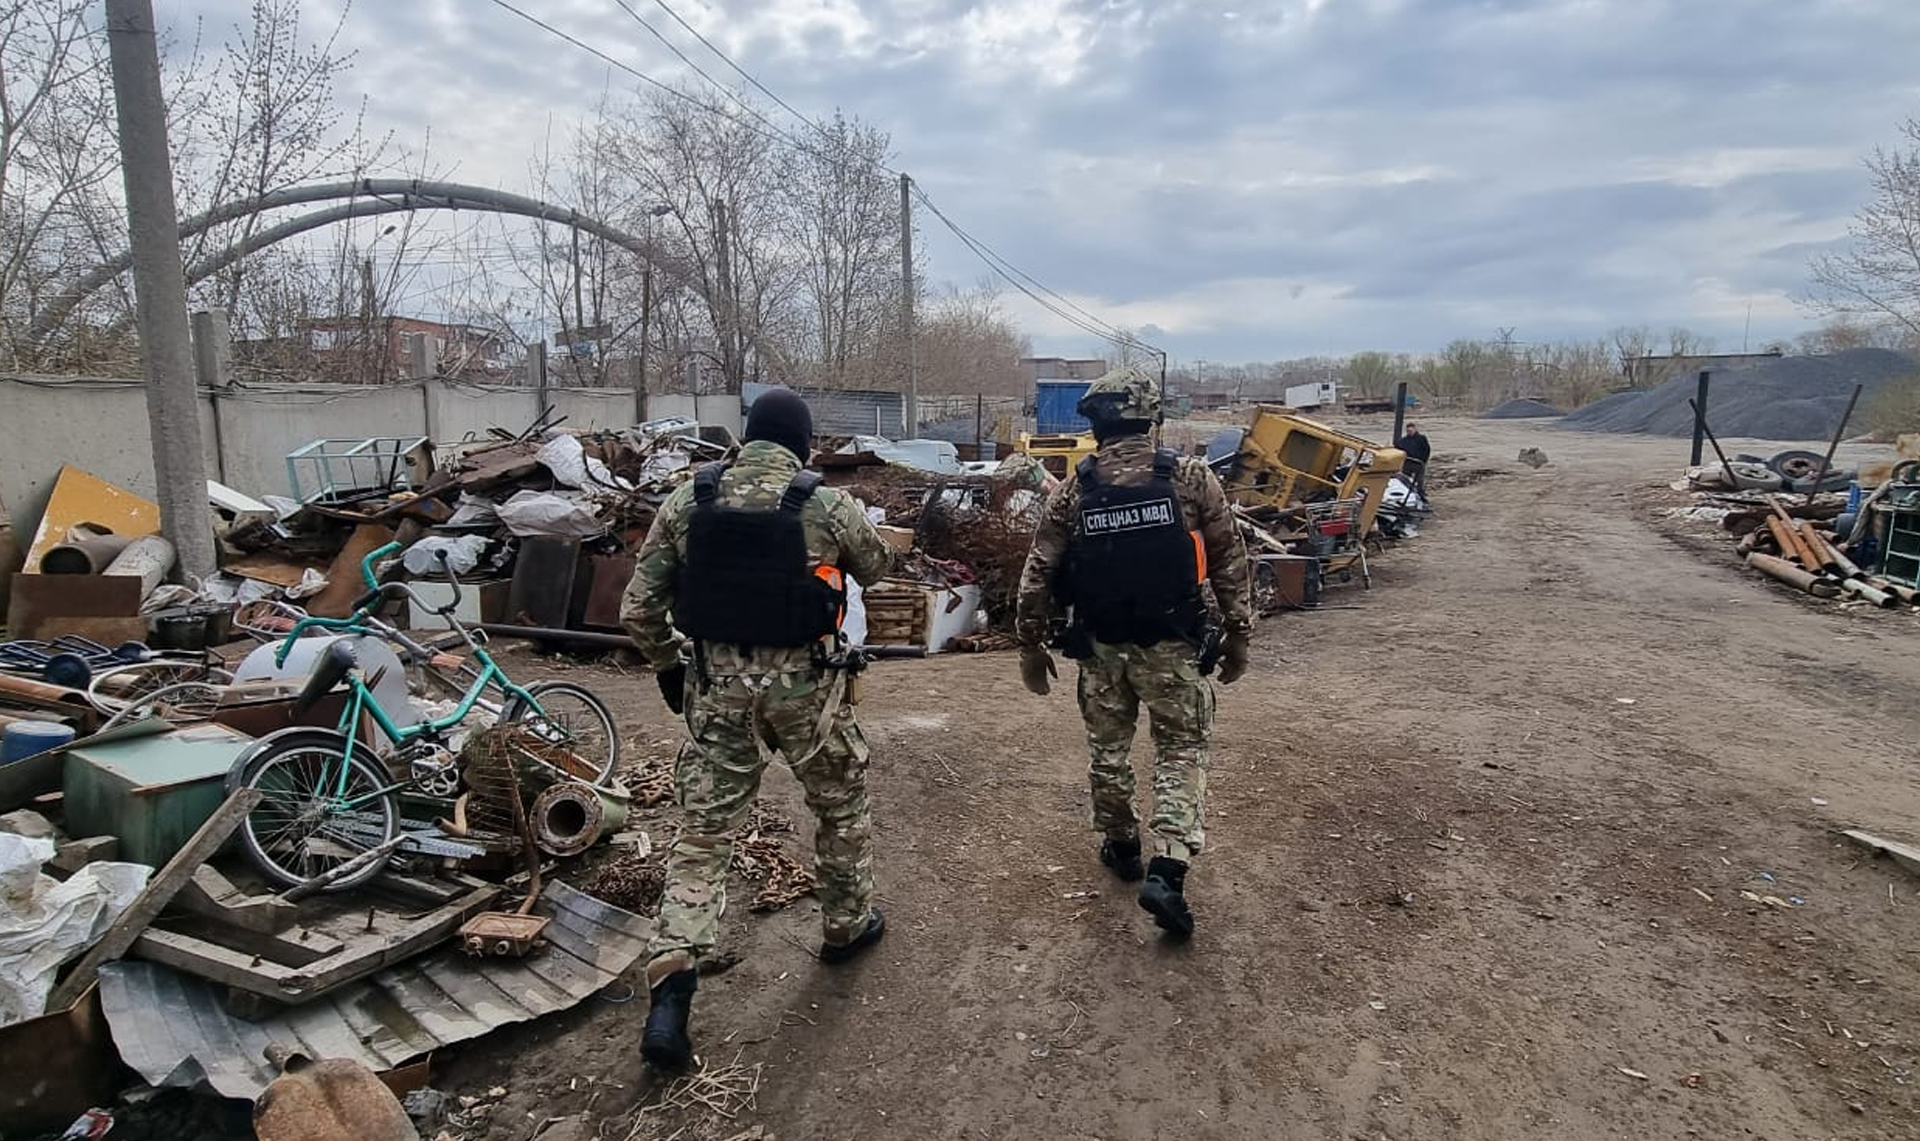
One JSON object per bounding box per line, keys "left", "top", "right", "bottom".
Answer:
{"left": 448, "top": 418, "right": 1920, "bottom": 1141}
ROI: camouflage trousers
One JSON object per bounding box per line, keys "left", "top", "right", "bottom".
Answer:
{"left": 646, "top": 665, "right": 874, "bottom": 981}
{"left": 1076, "top": 638, "right": 1215, "bottom": 862}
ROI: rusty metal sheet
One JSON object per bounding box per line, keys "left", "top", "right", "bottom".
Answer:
{"left": 6, "top": 573, "right": 143, "bottom": 641}
{"left": 582, "top": 554, "right": 634, "bottom": 630}
{"left": 23, "top": 465, "right": 161, "bottom": 571}
{"left": 98, "top": 880, "right": 650, "bottom": 1100}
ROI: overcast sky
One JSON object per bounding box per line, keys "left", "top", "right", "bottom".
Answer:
{"left": 162, "top": 0, "right": 1920, "bottom": 363}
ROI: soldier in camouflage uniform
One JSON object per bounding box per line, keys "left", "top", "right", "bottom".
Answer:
{"left": 1015, "top": 366, "right": 1254, "bottom": 939}
{"left": 621, "top": 388, "right": 894, "bottom": 1069}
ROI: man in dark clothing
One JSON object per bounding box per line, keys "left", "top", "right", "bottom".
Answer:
{"left": 1396, "top": 423, "right": 1432, "bottom": 497}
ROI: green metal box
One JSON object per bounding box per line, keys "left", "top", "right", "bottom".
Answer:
{"left": 62, "top": 723, "right": 255, "bottom": 867}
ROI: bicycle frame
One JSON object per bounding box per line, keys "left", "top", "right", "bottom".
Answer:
{"left": 326, "top": 645, "right": 543, "bottom": 812}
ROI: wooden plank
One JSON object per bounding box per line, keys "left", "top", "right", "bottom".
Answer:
{"left": 131, "top": 880, "right": 498, "bottom": 1004}
{"left": 307, "top": 523, "right": 398, "bottom": 619}
{"left": 172, "top": 865, "right": 299, "bottom": 934}
{"left": 46, "top": 787, "right": 263, "bottom": 1011}
{"left": 1839, "top": 829, "right": 1920, "bottom": 879}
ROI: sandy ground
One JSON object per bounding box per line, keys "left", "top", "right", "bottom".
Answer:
{"left": 223, "top": 417, "right": 1920, "bottom": 1141}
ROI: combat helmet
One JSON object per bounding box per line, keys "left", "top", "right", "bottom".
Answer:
{"left": 1076, "top": 364, "right": 1162, "bottom": 429}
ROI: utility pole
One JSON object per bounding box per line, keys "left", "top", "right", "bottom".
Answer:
{"left": 107, "top": 0, "right": 214, "bottom": 582}
{"left": 711, "top": 197, "right": 738, "bottom": 391}
{"left": 900, "top": 173, "right": 918, "bottom": 437}
{"left": 570, "top": 226, "right": 587, "bottom": 383}
{"left": 636, "top": 266, "right": 653, "bottom": 425}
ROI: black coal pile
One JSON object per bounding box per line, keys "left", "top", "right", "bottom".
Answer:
{"left": 1560, "top": 349, "right": 1918, "bottom": 439}
{"left": 1481, "top": 397, "right": 1565, "bottom": 419}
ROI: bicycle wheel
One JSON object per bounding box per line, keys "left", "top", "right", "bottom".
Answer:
{"left": 501, "top": 680, "right": 620, "bottom": 785}
{"left": 98, "top": 680, "right": 225, "bottom": 731}
{"left": 87, "top": 659, "right": 234, "bottom": 715}
{"left": 237, "top": 736, "right": 399, "bottom": 891}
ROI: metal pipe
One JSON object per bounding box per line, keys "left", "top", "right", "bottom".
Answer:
{"left": 1687, "top": 396, "right": 1737, "bottom": 487}
{"left": 1746, "top": 553, "right": 1841, "bottom": 597}
{"left": 476, "top": 623, "right": 637, "bottom": 650}
{"left": 1839, "top": 577, "right": 1898, "bottom": 609}
{"left": 1806, "top": 383, "right": 1864, "bottom": 494}
{"left": 104, "top": 534, "right": 176, "bottom": 599}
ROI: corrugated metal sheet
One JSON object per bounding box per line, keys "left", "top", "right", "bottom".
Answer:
{"left": 744, "top": 382, "right": 905, "bottom": 438}
{"left": 1035, "top": 380, "right": 1092, "bottom": 434}
{"left": 97, "top": 881, "right": 650, "bottom": 1100}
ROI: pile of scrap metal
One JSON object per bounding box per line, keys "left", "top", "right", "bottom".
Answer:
{"left": 1713, "top": 472, "right": 1920, "bottom": 612}
{"left": 1206, "top": 410, "right": 1429, "bottom": 609}
{"left": 0, "top": 708, "right": 650, "bottom": 1137}
{"left": 831, "top": 451, "right": 1048, "bottom": 641}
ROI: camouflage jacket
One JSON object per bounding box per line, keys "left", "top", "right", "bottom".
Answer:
{"left": 620, "top": 440, "right": 895, "bottom": 672}
{"left": 1015, "top": 434, "right": 1253, "bottom": 648}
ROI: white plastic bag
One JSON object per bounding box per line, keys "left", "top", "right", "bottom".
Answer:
{"left": 0, "top": 835, "right": 150, "bottom": 1026}
{"left": 537, "top": 434, "right": 630, "bottom": 491}
{"left": 496, "top": 490, "right": 605, "bottom": 539}
{"left": 401, "top": 534, "right": 491, "bottom": 576}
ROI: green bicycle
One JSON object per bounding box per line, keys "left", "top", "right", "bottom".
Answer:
{"left": 231, "top": 540, "right": 618, "bottom": 891}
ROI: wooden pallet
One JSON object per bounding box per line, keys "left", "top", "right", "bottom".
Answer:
{"left": 134, "top": 864, "right": 502, "bottom": 1015}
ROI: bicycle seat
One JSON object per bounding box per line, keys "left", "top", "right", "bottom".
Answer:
{"left": 294, "top": 641, "right": 358, "bottom": 714}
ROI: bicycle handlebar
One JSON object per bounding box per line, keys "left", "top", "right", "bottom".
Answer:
{"left": 360, "top": 540, "right": 403, "bottom": 589}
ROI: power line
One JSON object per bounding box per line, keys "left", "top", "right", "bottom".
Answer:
{"left": 484, "top": 0, "right": 1154, "bottom": 354}
{"left": 646, "top": 0, "right": 854, "bottom": 158}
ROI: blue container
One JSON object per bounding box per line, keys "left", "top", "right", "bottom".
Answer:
{"left": 1035, "top": 380, "right": 1094, "bottom": 434}
{"left": 2, "top": 721, "right": 76, "bottom": 766}
{"left": 1848, "top": 481, "right": 1864, "bottom": 512}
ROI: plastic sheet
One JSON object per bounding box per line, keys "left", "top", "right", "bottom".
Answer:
{"left": 0, "top": 835, "right": 150, "bottom": 1027}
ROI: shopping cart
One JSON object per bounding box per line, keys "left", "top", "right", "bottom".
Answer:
{"left": 1301, "top": 497, "right": 1372, "bottom": 589}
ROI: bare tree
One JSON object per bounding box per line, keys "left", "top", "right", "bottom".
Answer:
{"left": 781, "top": 111, "right": 899, "bottom": 389}
{"left": 917, "top": 281, "right": 1028, "bottom": 396}
{"left": 0, "top": 0, "right": 124, "bottom": 369}
{"left": 1809, "top": 117, "right": 1920, "bottom": 343}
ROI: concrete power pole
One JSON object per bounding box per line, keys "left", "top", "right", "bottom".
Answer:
{"left": 710, "top": 198, "right": 738, "bottom": 392}
{"left": 106, "top": 0, "right": 215, "bottom": 582}
{"left": 900, "top": 173, "right": 917, "bottom": 437}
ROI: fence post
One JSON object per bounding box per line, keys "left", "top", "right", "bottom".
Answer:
{"left": 1689, "top": 370, "right": 1710, "bottom": 467}
{"left": 410, "top": 333, "right": 441, "bottom": 444}
{"left": 191, "top": 309, "right": 231, "bottom": 484}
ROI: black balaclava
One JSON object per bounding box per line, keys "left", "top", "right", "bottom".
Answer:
{"left": 744, "top": 388, "right": 813, "bottom": 461}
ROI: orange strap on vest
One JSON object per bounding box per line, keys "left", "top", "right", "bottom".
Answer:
{"left": 1190, "top": 530, "right": 1207, "bottom": 582}
{"left": 815, "top": 564, "right": 847, "bottom": 626}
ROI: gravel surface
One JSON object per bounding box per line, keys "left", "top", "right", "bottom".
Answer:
{"left": 1561, "top": 348, "right": 1918, "bottom": 437}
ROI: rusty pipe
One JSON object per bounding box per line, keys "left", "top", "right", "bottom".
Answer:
{"left": 1746, "top": 553, "right": 1841, "bottom": 598}
{"left": 1765, "top": 518, "right": 1814, "bottom": 568}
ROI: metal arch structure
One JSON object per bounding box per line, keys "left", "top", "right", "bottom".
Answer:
{"left": 25, "top": 178, "right": 753, "bottom": 366}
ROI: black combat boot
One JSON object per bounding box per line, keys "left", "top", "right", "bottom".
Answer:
{"left": 640, "top": 969, "right": 698, "bottom": 1070}
{"left": 819, "top": 907, "right": 886, "bottom": 965}
{"left": 1138, "top": 856, "right": 1194, "bottom": 939}
{"left": 1099, "top": 836, "right": 1144, "bottom": 882}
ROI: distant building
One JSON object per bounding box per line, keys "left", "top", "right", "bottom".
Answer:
{"left": 1021, "top": 356, "right": 1107, "bottom": 383}
{"left": 1622, "top": 349, "right": 1782, "bottom": 388}
{"left": 284, "top": 315, "right": 516, "bottom": 379}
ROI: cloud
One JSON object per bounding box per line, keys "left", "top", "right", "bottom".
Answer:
{"left": 161, "top": 0, "right": 1920, "bottom": 360}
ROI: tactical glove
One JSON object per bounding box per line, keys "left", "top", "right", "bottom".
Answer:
{"left": 656, "top": 663, "right": 688, "bottom": 714}
{"left": 1019, "top": 646, "right": 1058, "bottom": 696}
{"left": 1217, "top": 631, "right": 1252, "bottom": 685}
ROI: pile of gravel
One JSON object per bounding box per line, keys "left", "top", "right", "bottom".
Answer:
{"left": 1481, "top": 397, "right": 1565, "bottom": 419}
{"left": 1560, "top": 349, "right": 1918, "bottom": 439}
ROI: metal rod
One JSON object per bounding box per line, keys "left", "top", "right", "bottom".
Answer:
{"left": 1806, "top": 383, "right": 1864, "bottom": 494}
{"left": 1690, "top": 370, "right": 1710, "bottom": 467}
{"left": 1686, "top": 397, "right": 1738, "bottom": 487}
{"left": 476, "top": 624, "right": 637, "bottom": 650}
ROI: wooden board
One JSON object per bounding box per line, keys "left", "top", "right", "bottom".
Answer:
{"left": 307, "top": 523, "right": 398, "bottom": 619}
{"left": 23, "top": 465, "right": 160, "bottom": 571}
{"left": 132, "top": 876, "right": 502, "bottom": 1005}
{"left": 1839, "top": 829, "right": 1920, "bottom": 879}
{"left": 46, "top": 788, "right": 262, "bottom": 1011}
{"left": 223, "top": 553, "right": 323, "bottom": 588}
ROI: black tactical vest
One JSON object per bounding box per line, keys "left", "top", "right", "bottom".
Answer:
{"left": 675, "top": 464, "right": 843, "bottom": 648}
{"left": 1066, "top": 449, "right": 1206, "bottom": 646}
